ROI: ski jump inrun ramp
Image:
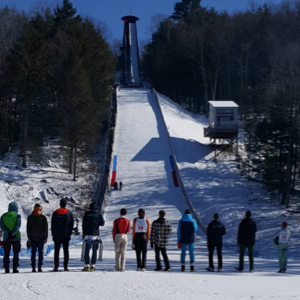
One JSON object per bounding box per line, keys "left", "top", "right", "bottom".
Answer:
{"left": 105, "top": 88, "right": 205, "bottom": 239}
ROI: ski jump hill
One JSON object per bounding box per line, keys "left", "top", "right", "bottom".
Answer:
{"left": 106, "top": 87, "right": 205, "bottom": 235}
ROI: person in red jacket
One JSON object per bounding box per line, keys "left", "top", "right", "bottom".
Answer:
{"left": 112, "top": 208, "right": 130, "bottom": 271}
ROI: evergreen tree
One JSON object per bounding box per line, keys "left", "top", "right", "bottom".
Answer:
{"left": 8, "top": 14, "right": 50, "bottom": 167}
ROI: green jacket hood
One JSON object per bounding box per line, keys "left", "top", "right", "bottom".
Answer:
{"left": 8, "top": 202, "right": 18, "bottom": 213}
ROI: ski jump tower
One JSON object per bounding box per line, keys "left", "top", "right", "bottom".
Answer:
{"left": 121, "top": 15, "right": 141, "bottom": 86}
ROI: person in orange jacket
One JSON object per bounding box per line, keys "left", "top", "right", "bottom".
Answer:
{"left": 132, "top": 208, "right": 150, "bottom": 271}
{"left": 112, "top": 208, "right": 130, "bottom": 271}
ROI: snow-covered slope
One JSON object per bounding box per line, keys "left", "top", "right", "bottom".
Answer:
{"left": 156, "top": 92, "right": 300, "bottom": 260}
{"left": 103, "top": 88, "right": 188, "bottom": 242}
{"left": 0, "top": 88, "right": 300, "bottom": 299}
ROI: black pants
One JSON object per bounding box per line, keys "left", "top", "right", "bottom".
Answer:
{"left": 31, "top": 239, "right": 44, "bottom": 268}
{"left": 3, "top": 240, "right": 21, "bottom": 271}
{"left": 155, "top": 246, "right": 170, "bottom": 269}
{"left": 208, "top": 244, "right": 222, "bottom": 269}
{"left": 135, "top": 236, "right": 147, "bottom": 269}
{"left": 54, "top": 238, "right": 70, "bottom": 268}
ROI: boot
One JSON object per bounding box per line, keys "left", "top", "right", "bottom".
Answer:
{"left": 190, "top": 265, "right": 195, "bottom": 272}
{"left": 38, "top": 267, "right": 42, "bottom": 272}
{"left": 181, "top": 265, "right": 185, "bottom": 272}
{"left": 32, "top": 268, "right": 36, "bottom": 273}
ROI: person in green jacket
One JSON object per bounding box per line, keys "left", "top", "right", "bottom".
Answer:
{"left": 0, "top": 202, "right": 21, "bottom": 273}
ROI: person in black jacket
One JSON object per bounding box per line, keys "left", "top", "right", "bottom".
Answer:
{"left": 82, "top": 202, "right": 105, "bottom": 272}
{"left": 206, "top": 213, "right": 226, "bottom": 272}
{"left": 27, "top": 203, "right": 48, "bottom": 272}
{"left": 236, "top": 210, "right": 257, "bottom": 272}
{"left": 51, "top": 198, "right": 74, "bottom": 272}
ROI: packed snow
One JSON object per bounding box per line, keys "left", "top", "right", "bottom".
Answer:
{"left": 0, "top": 88, "right": 299, "bottom": 299}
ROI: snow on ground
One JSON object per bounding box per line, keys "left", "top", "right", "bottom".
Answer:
{"left": 0, "top": 141, "right": 100, "bottom": 248}
{"left": 0, "top": 88, "right": 300, "bottom": 299}
{"left": 157, "top": 92, "right": 300, "bottom": 260}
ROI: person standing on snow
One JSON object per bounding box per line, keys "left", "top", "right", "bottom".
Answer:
{"left": 132, "top": 208, "right": 150, "bottom": 271}
{"left": 236, "top": 210, "right": 257, "bottom": 272}
{"left": 82, "top": 202, "right": 105, "bottom": 272}
{"left": 112, "top": 208, "right": 130, "bottom": 271}
{"left": 0, "top": 202, "right": 21, "bottom": 273}
{"left": 150, "top": 210, "right": 172, "bottom": 271}
{"left": 27, "top": 203, "right": 48, "bottom": 272}
{"left": 206, "top": 213, "right": 226, "bottom": 272}
{"left": 51, "top": 198, "right": 74, "bottom": 272}
{"left": 273, "top": 222, "right": 291, "bottom": 273}
{"left": 177, "top": 209, "right": 198, "bottom": 272}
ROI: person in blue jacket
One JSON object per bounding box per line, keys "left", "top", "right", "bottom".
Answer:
{"left": 177, "top": 209, "right": 198, "bottom": 272}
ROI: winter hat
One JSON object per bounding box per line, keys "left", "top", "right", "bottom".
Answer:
{"left": 8, "top": 202, "right": 18, "bottom": 213}
{"left": 185, "top": 209, "right": 191, "bottom": 214}
{"left": 90, "top": 202, "right": 98, "bottom": 211}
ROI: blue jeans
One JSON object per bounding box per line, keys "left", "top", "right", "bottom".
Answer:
{"left": 181, "top": 243, "right": 194, "bottom": 264}
{"left": 84, "top": 240, "right": 99, "bottom": 265}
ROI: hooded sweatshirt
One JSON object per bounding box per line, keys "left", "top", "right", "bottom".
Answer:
{"left": 177, "top": 214, "right": 198, "bottom": 244}
{"left": 82, "top": 209, "right": 105, "bottom": 236}
{"left": 207, "top": 219, "right": 226, "bottom": 246}
{"left": 51, "top": 207, "right": 74, "bottom": 240}
{"left": 0, "top": 202, "right": 21, "bottom": 242}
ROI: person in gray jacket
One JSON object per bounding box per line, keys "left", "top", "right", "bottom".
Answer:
{"left": 273, "top": 222, "right": 291, "bottom": 273}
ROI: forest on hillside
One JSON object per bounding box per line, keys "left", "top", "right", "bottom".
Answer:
{"left": 142, "top": 0, "right": 300, "bottom": 207}
{"left": 0, "top": 0, "right": 115, "bottom": 180}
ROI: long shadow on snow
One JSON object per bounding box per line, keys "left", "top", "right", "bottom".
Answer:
{"left": 171, "top": 137, "right": 210, "bottom": 163}
{"left": 130, "top": 92, "right": 176, "bottom": 192}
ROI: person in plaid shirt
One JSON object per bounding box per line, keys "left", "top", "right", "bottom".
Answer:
{"left": 150, "top": 210, "right": 172, "bottom": 271}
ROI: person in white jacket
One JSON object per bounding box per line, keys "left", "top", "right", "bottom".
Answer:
{"left": 273, "top": 222, "right": 291, "bottom": 273}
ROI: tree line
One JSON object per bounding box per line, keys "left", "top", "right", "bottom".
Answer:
{"left": 0, "top": 0, "right": 115, "bottom": 180}
{"left": 141, "top": 0, "right": 300, "bottom": 206}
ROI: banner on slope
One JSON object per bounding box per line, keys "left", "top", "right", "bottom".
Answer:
{"left": 110, "top": 155, "right": 117, "bottom": 187}
{"left": 169, "top": 155, "right": 179, "bottom": 187}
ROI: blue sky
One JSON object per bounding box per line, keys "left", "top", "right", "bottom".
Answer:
{"left": 1, "top": 0, "right": 282, "bottom": 41}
